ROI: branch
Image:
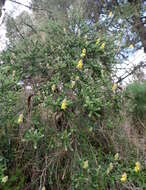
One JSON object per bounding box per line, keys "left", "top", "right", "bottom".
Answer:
{"left": 9, "top": 0, "right": 52, "bottom": 13}
{"left": 10, "top": 16, "right": 25, "bottom": 39}
{"left": 116, "top": 62, "right": 146, "bottom": 83}
{"left": 9, "top": 0, "right": 33, "bottom": 10}
{"left": 22, "top": 21, "right": 37, "bottom": 33}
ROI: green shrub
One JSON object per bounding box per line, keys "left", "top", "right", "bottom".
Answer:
{"left": 125, "top": 81, "right": 146, "bottom": 120}
{"left": 0, "top": 20, "right": 145, "bottom": 190}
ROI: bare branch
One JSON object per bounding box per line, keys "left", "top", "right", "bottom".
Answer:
{"left": 117, "top": 62, "right": 146, "bottom": 83}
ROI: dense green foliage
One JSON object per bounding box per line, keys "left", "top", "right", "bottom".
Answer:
{"left": 0, "top": 20, "right": 145, "bottom": 190}
{"left": 0, "top": 0, "right": 146, "bottom": 189}
{"left": 31, "top": 0, "right": 146, "bottom": 53}
{"left": 126, "top": 81, "right": 146, "bottom": 120}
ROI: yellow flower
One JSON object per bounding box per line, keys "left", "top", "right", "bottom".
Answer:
{"left": 75, "top": 76, "right": 80, "bottom": 81}
{"left": 96, "top": 38, "right": 100, "bottom": 45}
{"left": 82, "top": 48, "right": 86, "bottom": 54}
{"left": 134, "top": 166, "right": 140, "bottom": 172}
{"left": 134, "top": 161, "right": 141, "bottom": 172}
{"left": 106, "top": 162, "right": 113, "bottom": 174}
{"left": 129, "top": 44, "right": 134, "bottom": 49}
{"left": 112, "top": 83, "right": 118, "bottom": 93}
{"left": 101, "top": 70, "right": 104, "bottom": 78}
{"left": 1, "top": 176, "right": 8, "bottom": 183}
{"left": 71, "top": 80, "right": 76, "bottom": 88}
{"left": 51, "top": 84, "right": 56, "bottom": 92}
{"left": 109, "top": 162, "right": 113, "bottom": 170}
{"left": 120, "top": 172, "right": 127, "bottom": 182}
{"left": 89, "top": 127, "right": 93, "bottom": 132}
{"left": 47, "top": 64, "right": 50, "bottom": 69}
{"left": 80, "top": 48, "right": 86, "bottom": 58}
{"left": 109, "top": 11, "right": 113, "bottom": 17}
{"left": 100, "top": 42, "right": 105, "bottom": 49}
{"left": 12, "top": 70, "right": 16, "bottom": 77}
{"left": 76, "top": 59, "right": 83, "bottom": 70}
{"left": 34, "top": 143, "right": 37, "bottom": 149}
{"left": 37, "top": 91, "right": 41, "bottom": 96}
{"left": 81, "top": 53, "right": 86, "bottom": 58}
{"left": 106, "top": 168, "right": 110, "bottom": 175}
{"left": 42, "top": 186, "right": 46, "bottom": 190}
{"left": 78, "top": 29, "right": 81, "bottom": 37}
{"left": 84, "top": 34, "right": 88, "bottom": 39}
{"left": 63, "top": 28, "right": 66, "bottom": 33}
{"left": 82, "top": 160, "right": 88, "bottom": 169}
{"left": 114, "top": 153, "right": 119, "bottom": 161}
{"left": 135, "top": 161, "right": 141, "bottom": 168}
{"left": 17, "top": 113, "right": 23, "bottom": 124}
{"left": 61, "top": 99, "right": 67, "bottom": 110}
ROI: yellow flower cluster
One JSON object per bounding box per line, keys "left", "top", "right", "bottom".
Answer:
{"left": 114, "top": 153, "right": 119, "bottom": 161}
{"left": 63, "top": 28, "right": 66, "bottom": 33}
{"left": 51, "top": 84, "right": 56, "bottom": 92}
{"left": 120, "top": 172, "right": 127, "bottom": 182}
{"left": 76, "top": 59, "right": 83, "bottom": 70}
{"left": 96, "top": 38, "right": 105, "bottom": 50}
{"left": 112, "top": 83, "right": 118, "bottom": 93}
{"left": 100, "top": 42, "right": 105, "bottom": 50}
{"left": 61, "top": 48, "right": 86, "bottom": 110}
{"left": 120, "top": 161, "right": 141, "bottom": 183}
{"left": 129, "top": 44, "right": 134, "bottom": 49}
{"left": 12, "top": 70, "right": 16, "bottom": 77}
{"left": 76, "top": 48, "right": 86, "bottom": 70}
{"left": 96, "top": 38, "right": 100, "bottom": 45}
{"left": 1, "top": 176, "right": 8, "bottom": 183}
{"left": 61, "top": 99, "right": 67, "bottom": 110}
{"left": 101, "top": 70, "right": 104, "bottom": 78}
{"left": 134, "top": 161, "right": 141, "bottom": 172}
{"left": 71, "top": 80, "right": 76, "bottom": 88}
{"left": 82, "top": 160, "right": 88, "bottom": 169}
{"left": 106, "top": 162, "right": 113, "bottom": 175}
{"left": 109, "top": 11, "right": 113, "bottom": 17}
{"left": 75, "top": 76, "right": 80, "bottom": 81}
{"left": 42, "top": 186, "right": 46, "bottom": 190}
{"left": 81, "top": 48, "right": 86, "bottom": 58}
{"left": 106, "top": 153, "right": 119, "bottom": 175}
{"left": 17, "top": 113, "right": 23, "bottom": 124}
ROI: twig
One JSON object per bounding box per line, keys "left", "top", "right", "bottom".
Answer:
{"left": 9, "top": 0, "right": 52, "bottom": 13}
{"left": 116, "top": 62, "right": 146, "bottom": 83}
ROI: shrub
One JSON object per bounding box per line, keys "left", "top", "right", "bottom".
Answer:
{"left": 125, "top": 81, "right": 146, "bottom": 120}
{"left": 0, "top": 20, "right": 145, "bottom": 190}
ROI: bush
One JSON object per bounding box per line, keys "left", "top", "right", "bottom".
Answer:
{"left": 0, "top": 21, "right": 145, "bottom": 190}
{"left": 125, "top": 81, "right": 146, "bottom": 120}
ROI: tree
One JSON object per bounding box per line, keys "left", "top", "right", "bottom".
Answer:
{"left": 5, "top": 11, "right": 34, "bottom": 45}
{"left": 31, "top": 0, "right": 146, "bottom": 53}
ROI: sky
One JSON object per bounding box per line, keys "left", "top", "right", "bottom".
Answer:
{"left": 0, "top": 0, "right": 31, "bottom": 50}
{"left": 116, "top": 49, "right": 146, "bottom": 85}
{"left": 0, "top": 0, "right": 146, "bottom": 84}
